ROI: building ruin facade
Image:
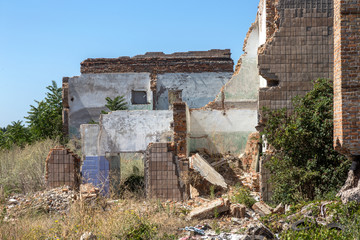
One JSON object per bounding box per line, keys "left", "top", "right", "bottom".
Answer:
{"left": 58, "top": 0, "right": 360, "bottom": 200}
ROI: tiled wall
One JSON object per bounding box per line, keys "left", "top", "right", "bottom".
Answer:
{"left": 46, "top": 146, "right": 80, "bottom": 189}
{"left": 82, "top": 156, "right": 109, "bottom": 194}
{"left": 145, "top": 143, "right": 189, "bottom": 200}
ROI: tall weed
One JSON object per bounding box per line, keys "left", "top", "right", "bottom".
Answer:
{"left": 0, "top": 138, "right": 60, "bottom": 199}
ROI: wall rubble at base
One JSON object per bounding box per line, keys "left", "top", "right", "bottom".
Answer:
{"left": 45, "top": 146, "right": 80, "bottom": 190}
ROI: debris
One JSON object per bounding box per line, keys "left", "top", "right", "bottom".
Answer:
{"left": 273, "top": 203, "right": 285, "bottom": 214}
{"left": 186, "top": 198, "right": 230, "bottom": 220}
{"left": 230, "top": 204, "right": 246, "bottom": 218}
{"left": 251, "top": 202, "right": 273, "bottom": 217}
{"left": 189, "top": 153, "right": 228, "bottom": 190}
{"left": 80, "top": 232, "right": 97, "bottom": 240}
{"left": 80, "top": 183, "right": 99, "bottom": 200}
{"left": 247, "top": 223, "right": 276, "bottom": 239}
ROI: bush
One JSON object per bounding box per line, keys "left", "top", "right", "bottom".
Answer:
{"left": 262, "top": 79, "right": 350, "bottom": 204}
{"left": 232, "top": 186, "right": 256, "bottom": 208}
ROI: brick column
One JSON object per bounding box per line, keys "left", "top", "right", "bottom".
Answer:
{"left": 334, "top": 0, "right": 360, "bottom": 156}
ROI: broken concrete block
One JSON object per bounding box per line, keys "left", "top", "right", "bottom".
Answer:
{"left": 252, "top": 201, "right": 273, "bottom": 217}
{"left": 230, "top": 203, "right": 246, "bottom": 218}
{"left": 274, "top": 203, "right": 285, "bottom": 214}
{"left": 189, "top": 153, "right": 228, "bottom": 189}
{"left": 186, "top": 198, "right": 230, "bottom": 220}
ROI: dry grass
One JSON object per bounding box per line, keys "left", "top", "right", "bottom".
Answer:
{"left": 0, "top": 198, "right": 190, "bottom": 240}
{"left": 0, "top": 138, "right": 60, "bottom": 201}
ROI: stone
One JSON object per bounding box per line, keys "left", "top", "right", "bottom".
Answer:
{"left": 231, "top": 204, "right": 246, "bottom": 218}
{"left": 80, "top": 232, "right": 97, "bottom": 240}
{"left": 252, "top": 202, "right": 273, "bottom": 217}
{"left": 189, "top": 153, "right": 228, "bottom": 189}
{"left": 186, "top": 198, "right": 230, "bottom": 220}
{"left": 273, "top": 203, "right": 285, "bottom": 214}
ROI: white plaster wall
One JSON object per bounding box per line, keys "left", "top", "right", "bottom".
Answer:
{"left": 221, "top": 23, "right": 261, "bottom": 101}
{"left": 189, "top": 108, "right": 258, "bottom": 154}
{"left": 258, "top": 0, "right": 267, "bottom": 45}
{"left": 190, "top": 109, "right": 257, "bottom": 134}
{"left": 98, "top": 110, "right": 173, "bottom": 153}
{"left": 80, "top": 124, "right": 100, "bottom": 156}
{"left": 68, "top": 73, "right": 152, "bottom": 136}
{"left": 258, "top": 0, "right": 268, "bottom": 88}
{"left": 156, "top": 72, "right": 233, "bottom": 109}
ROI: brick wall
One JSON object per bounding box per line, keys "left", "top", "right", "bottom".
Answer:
{"left": 145, "top": 143, "right": 189, "bottom": 200}
{"left": 258, "top": 0, "right": 334, "bottom": 120}
{"left": 333, "top": 0, "right": 360, "bottom": 156}
{"left": 173, "top": 102, "right": 189, "bottom": 158}
{"left": 45, "top": 146, "right": 80, "bottom": 190}
{"left": 80, "top": 49, "right": 234, "bottom": 74}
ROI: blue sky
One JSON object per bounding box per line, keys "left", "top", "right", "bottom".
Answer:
{"left": 0, "top": 0, "right": 259, "bottom": 127}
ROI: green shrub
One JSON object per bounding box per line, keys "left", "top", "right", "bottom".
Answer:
{"left": 232, "top": 186, "right": 256, "bottom": 208}
{"left": 262, "top": 79, "right": 350, "bottom": 204}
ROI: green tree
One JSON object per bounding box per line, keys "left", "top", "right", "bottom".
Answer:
{"left": 101, "top": 95, "right": 128, "bottom": 114}
{"left": 2, "top": 121, "right": 32, "bottom": 149}
{"left": 25, "top": 81, "right": 63, "bottom": 141}
{"left": 262, "top": 78, "right": 350, "bottom": 203}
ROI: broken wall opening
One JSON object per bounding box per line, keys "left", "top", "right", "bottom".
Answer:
{"left": 105, "top": 152, "right": 145, "bottom": 197}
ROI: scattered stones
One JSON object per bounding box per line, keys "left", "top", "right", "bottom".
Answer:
{"left": 4, "top": 186, "right": 77, "bottom": 220}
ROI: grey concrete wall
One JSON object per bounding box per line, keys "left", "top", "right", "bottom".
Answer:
{"left": 155, "top": 72, "right": 233, "bottom": 109}
{"left": 69, "top": 73, "right": 152, "bottom": 136}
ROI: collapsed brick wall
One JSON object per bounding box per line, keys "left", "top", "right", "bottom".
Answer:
{"left": 173, "top": 102, "right": 189, "bottom": 158}
{"left": 333, "top": 0, "right": 360, "bottom": 156}
{"left": 145, "top": 143, "right": 189, "bottom": 200}
{"left": 258, "top": 0, "right": 334, "bottom": 120}
{"left": 45, "top": 146, "right": 80, "bottom": 190}
{"left": 80, "top": 49, "right": 233, "bottom": 74}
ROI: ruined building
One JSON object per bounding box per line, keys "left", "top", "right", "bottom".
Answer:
{"left": 59, "top": 0, "right": 353, "bottom": 201}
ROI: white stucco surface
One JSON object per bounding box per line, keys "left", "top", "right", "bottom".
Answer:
{"left": 68, "top": 73, "right": 152, "bottom": 136}
{"left": 98, "top": 110, "right": 173, "bottom": 153}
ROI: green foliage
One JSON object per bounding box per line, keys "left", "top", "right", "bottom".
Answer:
{"left": 25, "top": 80, "right": 63, "bottom": 141}
{"left": 0, "top": 121, "right": 32, "bottom": 149}
{"left": 101, "top": 95, "right": 128, "bottom": 114}
{"left": 262, "top": 78, "right": 350, "bottom": 204}
{"left": 232, "top": 186, "right": 256, "bottom": 208}
{"left": 120, "top": 212, "right": 157, "bottom": 240}
{"left": 281, "top": 226, "right": 348, "bottom": 240}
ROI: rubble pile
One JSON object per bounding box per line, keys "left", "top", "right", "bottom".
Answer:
{"left": 4, "top": 186, "right": 78, "bottom": 220}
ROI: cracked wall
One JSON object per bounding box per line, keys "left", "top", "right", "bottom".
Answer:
{"left": 63, "top": 50, "right": 233, "bottom": 137}
{"left": 258, "top": 0, "right": 334, "bottom": 121}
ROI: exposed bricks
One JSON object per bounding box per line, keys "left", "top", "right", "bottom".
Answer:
{"left": 173, "top": 102, "right": 189, "bottom": 158}
{"left": 145, "top": 143, "right": 189, "bottom": 200}
{"left": 45, "top": 146, "right": 80, "bottom": 190}
{"left": 258, "top": 0, "right": 334, "bottom": 121}
{"left": 80, "top": 50, "right": 234, "bottom": 74}
{"left": 333, "top": 0, "right": 360, "bottom": 156}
